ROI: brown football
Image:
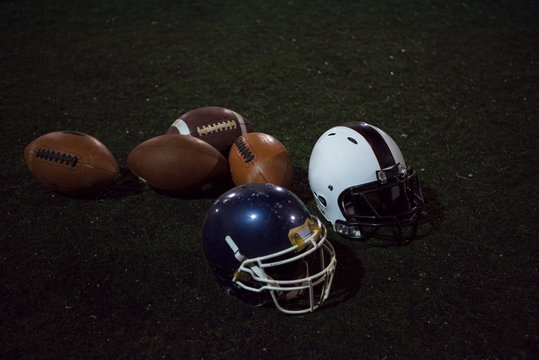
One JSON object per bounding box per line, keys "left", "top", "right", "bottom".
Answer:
{"left": 127, "top": 134, "right": 229, "bottom": 195}
{"left": 24, "top": 131, "right": 119, "bottom": 195}
{"left": 228, "top": 132, "right": 293, "bottom": 189}
{"left": 166, "top": 106, "right": 252, "bottom": 154}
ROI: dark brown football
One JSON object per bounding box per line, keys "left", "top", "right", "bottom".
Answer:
{"left": 127, "top": 134, "right": 229, "bottom": 195}
{"left": 24, "top": 131, "right": 119, "bottom": 195}
{"left": 166, "top": 106, "right": 252, "bottom": 154}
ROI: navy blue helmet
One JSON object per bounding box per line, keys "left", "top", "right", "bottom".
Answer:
{"left": 202, "top": 183, "right": 336, "bottom": 314}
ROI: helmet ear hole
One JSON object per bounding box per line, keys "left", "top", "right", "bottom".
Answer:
{"left": 318, "top": 195, "right": 327, "bottom": 207}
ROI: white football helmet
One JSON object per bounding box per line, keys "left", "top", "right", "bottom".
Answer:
{"left": 308, "top": 122, "right": 423, "bottom": 245}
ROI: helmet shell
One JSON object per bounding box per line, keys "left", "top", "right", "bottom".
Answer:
{"left": 202, "top": 183, "right": 310, "bottom": 288}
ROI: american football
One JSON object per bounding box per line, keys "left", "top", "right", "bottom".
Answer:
{"left": 228, "top": 132, "right": 293, "bottom": 188}
{"left": 24, "top": 131, "right": 119, "bottom": 196}
{"left": 166, "top": 106, "right": 252, "bottom": 154}
{"left": 127, "top": 134, "right": 229, "bottom": 195}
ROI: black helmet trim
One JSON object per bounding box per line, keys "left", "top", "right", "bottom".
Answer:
{"left": 343, "top": 122, "right": 396, "bottom": 169}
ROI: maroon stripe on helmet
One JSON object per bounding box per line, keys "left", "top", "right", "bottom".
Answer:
{"left": 343, "top": 122, "right": 396, "bottom": 169}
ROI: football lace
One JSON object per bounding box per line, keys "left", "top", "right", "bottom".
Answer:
{"left": 196, "top": 120, "right": 237, "bottom": 136}
{"left": 36, "top": 148, "right": 79, "bottom": 167}
{"left": 234, "top": 137, "right": 254, "bottom": 163}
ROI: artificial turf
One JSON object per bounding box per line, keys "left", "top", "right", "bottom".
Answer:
{"left": 1, "top": 1, "right": 538, "bottom": 359}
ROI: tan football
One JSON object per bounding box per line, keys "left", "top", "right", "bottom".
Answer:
{"left": 24, "top": 131, "right": 119, "bottom": 196}
{"left": 228, "top": 132, "right": 293, "bottom": 189}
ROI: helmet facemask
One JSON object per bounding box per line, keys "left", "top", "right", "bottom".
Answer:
{"left": 226, "top": 217, "right": 337, "bottom": 314}
{"left": 336, "top": 163, "right": 424, "bottom": 245}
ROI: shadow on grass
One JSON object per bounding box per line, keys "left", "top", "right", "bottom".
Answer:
{"left": 320, "top": 238, "right": 364, "bottom": 311}
{"left": 83, "top": 168, "right": 237, "bottom": 200}
{"left": 416, "top": 184, "right": 445, "bottom": 239}
{"left": 72, "top": 167, "right": 147, "bottom": 200}
{"left": 289, "top": 167, "right": 313, "bottom": 205}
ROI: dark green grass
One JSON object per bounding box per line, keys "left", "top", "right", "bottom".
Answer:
{"left": 1, "top": 1, "right": 538, "bottom": 359}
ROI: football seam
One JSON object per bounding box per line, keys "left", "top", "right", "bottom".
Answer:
{"left": 255, "top": 165, "right": 269, "bottom": 183}
{"left": 84, "top": 162, "right": 119, "bottom": 176}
